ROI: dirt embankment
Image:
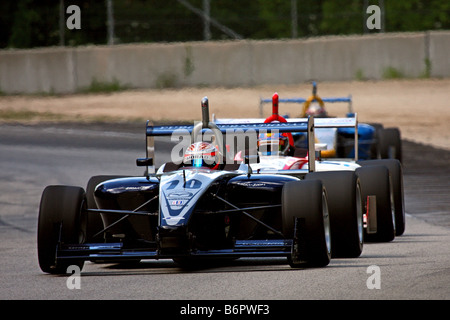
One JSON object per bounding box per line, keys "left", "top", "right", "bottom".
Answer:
{"left": 1, "top": 79, "right": 449, "bottom": 150}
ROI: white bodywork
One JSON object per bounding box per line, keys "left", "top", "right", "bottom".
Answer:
{"left": 252, "top": 155, "right": 360, "bottom": 173}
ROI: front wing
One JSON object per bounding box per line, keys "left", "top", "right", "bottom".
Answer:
{"left": 56, "top": 239, "right": 293, "bottom": 262}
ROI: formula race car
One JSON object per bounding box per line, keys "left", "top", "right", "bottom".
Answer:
{"left": 215, "top": 94, "right": 405, "bottom": 240}
{"left": 38, "top": 97, "right": 403, "bottom": 275}
{"left": 258, "top": 82, "right": 402, "bottom": 162}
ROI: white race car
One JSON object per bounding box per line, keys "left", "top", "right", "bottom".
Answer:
{"left": 215, "top": 93, "right": 405, "bottom": 249}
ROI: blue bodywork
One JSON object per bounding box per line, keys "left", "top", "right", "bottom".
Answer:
{"left": 292, "top": 121, "right": 376, "bottom": 160}
{"left": 259, "top": 82, "right": 379, "bottom": 160}
{"left": 338, "top": 123, "right": 376, "bottom": 160}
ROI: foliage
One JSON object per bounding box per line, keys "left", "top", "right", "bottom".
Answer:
{"left": 0, "top": 0, "right": 448, "bottom": 49}
{"left": 382, "top": 66, "right": 405, "bottom": 79}
{"left": 79, "top": 78, "right": 129, "bottom": 93}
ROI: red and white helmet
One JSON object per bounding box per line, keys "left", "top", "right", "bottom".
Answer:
{"left": 183, "top": 141, "right": 220, "bottom": 169}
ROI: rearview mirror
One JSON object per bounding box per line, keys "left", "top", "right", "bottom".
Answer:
{"left": 136, "top": 158, "right": 153, "bottom": 167}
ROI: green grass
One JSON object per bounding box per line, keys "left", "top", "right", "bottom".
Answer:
{"left": 79, "top": 78, "right": 129, "bottom": 94}
{"left": 0, "top": 109, "right": 65, "bottom": 121}
{"left": 155, "top": 73, "right": 178, "bottom": 89}
{"left": 0, "top": 108, "right": 147, "bottom": 123}
{"left": 355, "top": 69, "right": 367, "bottom": 81}
{"left": 420, "top": 58, "right": 432, "bottom": 78}
{"left": 382, "top": 66, "right": 405, "bottom": 79}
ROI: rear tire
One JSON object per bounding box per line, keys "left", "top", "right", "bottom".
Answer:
{"left": 282, "top": 180, "right": 331, "bottom": 268}
{"left": 85, "top": 175, "right": 126, "bottom": 242}
{"left": 358, "top": 159, "right": 405, "bottom": 236}
{"left": 378, "top": 128, "right": 402, "bottom": 163}
{"left": 305, "top": 171, "right": 364, "bottom": 258}
{"left": 356, "top": 165, "right": 395, "bottom": 242}
{"left": 37, "top": 185, "right": 86, "bottom": 274}
{"left": 85, "top": 175, "right": 142, "bottom": 265}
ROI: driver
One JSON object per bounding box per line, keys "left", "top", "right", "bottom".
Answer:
{"left": 305, "top": 101, "right": 328, "bottom": 118}
{"left": 258, "top": 132, "right": 293, "bottom": 156}
{"left": 183, "top": 141, "right": 220, "bottom": 170}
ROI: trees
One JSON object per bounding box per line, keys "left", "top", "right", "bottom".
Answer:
{"left": 1, "top": 0, "right": 448, "bottom": 49}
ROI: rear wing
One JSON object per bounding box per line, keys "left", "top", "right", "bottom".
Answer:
{"left": 139, "top": 97, "right": 317, "bottom": 174}
{"left": 258, "top": 82, "right": 353, "bottom": 118}
{"left": 214, "top": 116, "right": 357, "bottom": 128}
{"left": 255, "top": 87, "right": 358, "bottom": 161}
{"left": 214, "top": 114, "right": 359, "bottom": 161}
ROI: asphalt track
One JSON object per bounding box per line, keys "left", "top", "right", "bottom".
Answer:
{"left": 0, "top": 122, "right": 449, "bottom": 302}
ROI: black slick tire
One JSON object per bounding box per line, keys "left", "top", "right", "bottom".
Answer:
{"left": 305, "top": 171, "right": 364, "bottom": 258}
{"left": 85, "top": 175, "right": 126, "bottom": 242}
{"left": 37, "top": 185, "right": 86, "bottom": 274}
{"left": 358, "top": 159, "right": 405, "bottom": 236}
{"left": 356, "top": 165, "right": 396, "bottom": 242}
{"left": 282, "top": 180, "right": 331, "bottom": 268}
{"left": 378, "top": 128, "right": 402, "bottom": 163}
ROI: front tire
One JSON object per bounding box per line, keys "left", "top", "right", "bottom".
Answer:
{"left": 37, "top": 185, "right": 86, "bottom": 274}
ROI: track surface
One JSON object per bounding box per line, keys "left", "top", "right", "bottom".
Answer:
{"left": 0, "top": 123, "right": 449, "bottom": 301}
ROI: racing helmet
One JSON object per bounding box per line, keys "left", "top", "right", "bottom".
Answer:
{"left": 258, "top": 132, "right": 290, "bottom": 156}
{"left": 183, "top": 141, "right": 220, "bottom": 169}
{"left": 305, "top": 102, "right": 327, "bottom": 118}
